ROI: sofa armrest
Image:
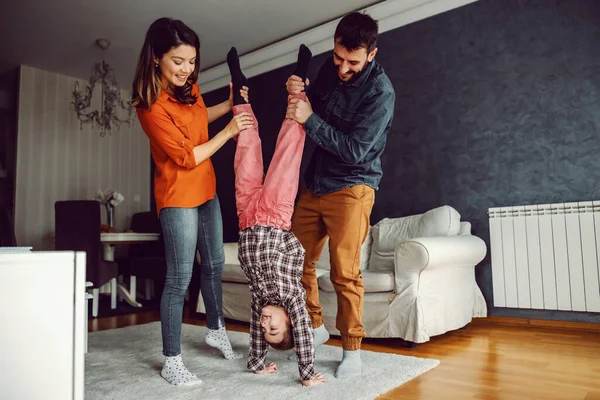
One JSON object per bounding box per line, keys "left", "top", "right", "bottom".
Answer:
{"left": 393, "top": 236, "right": 487, "bottom": 289}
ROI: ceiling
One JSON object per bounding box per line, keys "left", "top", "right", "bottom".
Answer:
{"left": 0, "top": 0, "right": 382, "bottom": 87}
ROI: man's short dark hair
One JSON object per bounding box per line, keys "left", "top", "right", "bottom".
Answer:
{"left": 334, "top": 11, "right": 379, "bottom": 53}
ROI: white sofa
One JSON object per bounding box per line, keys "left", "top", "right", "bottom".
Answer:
{"left": 197, "top": 205, "right": 487, "bottom": 345}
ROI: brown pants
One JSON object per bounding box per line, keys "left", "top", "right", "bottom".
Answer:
{"left": 291, "top": 184, "right": 375, "bottom": 350}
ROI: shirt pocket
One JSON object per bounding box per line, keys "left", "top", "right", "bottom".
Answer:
{"left": 277, "top": 232, "right": 305, "bottom": 278}
{"left": 311, "top": 89, "right": 328, "bottom": 113}
{"left": 172, "top": 109, "right": 197, "bottom": 140}
{"left": 331, "top": 104, "right": 357, "bottom": 133}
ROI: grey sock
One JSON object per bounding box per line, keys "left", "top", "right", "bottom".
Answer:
{"left": 288, "top": 324, "right": 330, "bottom": 361}
{"left": 205, "top": 325, "right": 243, "bottom": 360}
{"left": 161, "top": 354, "right": 203, "bottom": 386}
{"left": 313, "top": 324, "right": 330, "bottom": 346}
{"left": 335, "top": 350, "right": 362, "bottom": 378}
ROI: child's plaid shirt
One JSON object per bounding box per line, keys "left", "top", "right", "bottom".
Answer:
{"left": 238, "top": 225, "right": 315, "bottom": 381}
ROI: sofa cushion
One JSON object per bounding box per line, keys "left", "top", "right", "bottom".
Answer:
{"left": 369, "top": 214, "right": 421, "bottom": 271}
{"left": 221, "top": 263, "right": 248, "bottom": 284}
{"left": 416, "top": 205, "right": 461, "bottom": 237}
{"left": 318, "top": 270, "right": 394, "bottom": 293}
{"left": 368, "top": 206, "right": 462, "bottom": 272}
{"left": 222, "top": 265, "right": 328, "bottom": 285}
{"left": 315, "top": 268, "right": 328, "bottom": 279}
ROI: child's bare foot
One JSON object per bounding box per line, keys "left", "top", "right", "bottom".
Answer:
{"left": 301, "top": 372, "right": 326, "bottom": 386}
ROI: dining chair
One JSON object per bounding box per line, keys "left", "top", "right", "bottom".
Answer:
{"left": 55, "top": 200, "right": 119, "bottom": 317}
{"left": 0, "top": 206, "right": 17, "bottom": 247}
{"left": 118, "top": 211, "right": 167, "bottom": 302}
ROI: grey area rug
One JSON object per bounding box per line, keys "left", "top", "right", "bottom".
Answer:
{"left": 86, "top": 322, "right": 439, "bottom": 400}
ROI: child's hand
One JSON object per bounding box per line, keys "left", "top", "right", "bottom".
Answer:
{"left": 254, "top": 362, "right": 278, "bottom": 374}
{"left": 301, "top": 372, "right": 326, "bottom": 386}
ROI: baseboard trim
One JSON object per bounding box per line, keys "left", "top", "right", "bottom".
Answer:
{"left": 198, "top": 0, "right": 478, "bottom": 93}
{"left": 473, "top": 316, "right": 600, "bottom": 332}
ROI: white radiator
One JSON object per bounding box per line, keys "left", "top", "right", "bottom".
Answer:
{"left": 488, "top": 201, "right": 600, "bottom": 312}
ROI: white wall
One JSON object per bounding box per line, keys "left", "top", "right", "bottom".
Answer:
{"left": 15, "top": 65, "right": 150, "bottom": 249}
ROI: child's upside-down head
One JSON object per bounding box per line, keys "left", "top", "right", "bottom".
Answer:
{"left": 261, "top": 305, "right": 294, "bottom": 350}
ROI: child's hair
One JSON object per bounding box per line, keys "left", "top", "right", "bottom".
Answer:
{"left": 265, "top": 324, "right": 294, "bottom": 351}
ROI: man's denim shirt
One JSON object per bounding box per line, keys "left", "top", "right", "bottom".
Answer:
{"left": 303, "top": 58, "right": 396, "bottom": 196}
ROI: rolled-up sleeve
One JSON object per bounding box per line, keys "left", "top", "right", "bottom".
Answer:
{"left": 288, "top": 297, "right": 315, "bottom": 381}
{"left": 247, "top": 296, "right": 268, "bottom": 373}
{"left": 137, "top": 106, "right": 197, "bottom": 169}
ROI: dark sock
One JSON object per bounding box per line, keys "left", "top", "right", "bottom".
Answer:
{"left": 293, "top": 44, "right": 312, "bottom": 82}
{"left": 227, "top": 47, "right": 247, "bottom": 105}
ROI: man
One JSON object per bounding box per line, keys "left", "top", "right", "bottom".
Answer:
{"left": 285, "top": 11, "right": 396, "bottom": 378}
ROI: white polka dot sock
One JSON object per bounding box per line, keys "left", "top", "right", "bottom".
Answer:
{"left": 205, "top": 325, "right": 243, "bottom": 360}
{"left": 160, "top": 354, "right": 203, "bottom": 386}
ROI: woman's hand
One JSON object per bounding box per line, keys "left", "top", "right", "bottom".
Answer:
{"left": 225, "top": 112, "right": 254, "bottom": 139}
{"left": 254, "top": 362, "right": 278, "bottom": 374}
{"left": 229, "top": 82, "right": 250, "bottom": 106}
{"left": 301, "top": 372, "right": 326, "bottom": 386}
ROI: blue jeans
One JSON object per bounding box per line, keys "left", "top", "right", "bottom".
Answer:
{"left": 159, "top": 196, "right": 225, "bottom": 356}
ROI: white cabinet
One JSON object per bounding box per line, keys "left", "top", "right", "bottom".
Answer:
{"left": 0, "top": 251, "right": 85, "bottom": 400}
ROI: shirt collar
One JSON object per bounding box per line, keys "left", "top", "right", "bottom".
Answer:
{"left": 329, "top": 58, "right": 375, "bottom": 88}
{"left": 346, "top": 59, "right": 374, "bottom": 87}
{"left": 158, "top": 86, "right": 204, "bottom": 107}
{"left": 158, "top": 88, "right": 177, "bottom": 103}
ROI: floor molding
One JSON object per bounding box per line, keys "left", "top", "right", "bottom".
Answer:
{"left": 473, "top": 315, "right": 600, "bottom": 332}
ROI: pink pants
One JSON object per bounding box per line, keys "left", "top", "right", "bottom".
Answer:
{"left": 233, "top": 93, "right": 307, "bottom": 231}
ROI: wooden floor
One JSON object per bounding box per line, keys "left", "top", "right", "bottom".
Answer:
{"left": 90, "top": 309, "right": 600, "bottom": 400}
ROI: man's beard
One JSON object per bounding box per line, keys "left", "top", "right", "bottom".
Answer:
{"left": 338, "top": 69, "right": 356, "bottom": 81}
{"left": 337, "top": 62, "right": 369, "bottom": 83}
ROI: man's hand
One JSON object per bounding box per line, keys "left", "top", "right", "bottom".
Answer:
{"left": 228, "top": 82, "right": 250, "bottom": 106}
{"left": 286, "top": 75, "right": 310, "bottom": 95}
{"left": 254, "top": 362, "right": 278, "bottom": 374}
{"left": 286, "top": 98, "right": 313, "bottom": 124}
{"left": 301, "top": 372, "right": 326, "bottom": 386}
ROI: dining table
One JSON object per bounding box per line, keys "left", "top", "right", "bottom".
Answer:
{"left": 100, "top": 232, "right": 160, "bottom": 307}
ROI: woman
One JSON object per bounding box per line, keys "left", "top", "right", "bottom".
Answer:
{"left": 132, "top": 17, "right": 253, "bottom": 386}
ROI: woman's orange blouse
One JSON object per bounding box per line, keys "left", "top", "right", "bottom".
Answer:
{"left": 137, "top": 83, "right": 216, "bottom": 215}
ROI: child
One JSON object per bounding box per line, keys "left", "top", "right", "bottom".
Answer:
{"left": 227, "top": 45, "right": 325, "bottom": 387}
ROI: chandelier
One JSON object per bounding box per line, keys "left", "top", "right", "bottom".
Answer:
{"left": 72, "top": 39, "right": 133, "bottom": 137}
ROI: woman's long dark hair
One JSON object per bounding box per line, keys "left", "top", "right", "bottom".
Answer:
{"left": 132, "top": 17, "right": 200, "bottom": 109}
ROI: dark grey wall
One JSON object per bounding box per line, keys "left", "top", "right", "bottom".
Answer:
{"left": 0, "top": 68, "right": 19, "bottom": 219}
{"left": 205, "top": 0, "right": 600, "bottom": 322}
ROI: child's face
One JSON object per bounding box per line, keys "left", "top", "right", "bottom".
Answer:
{"left": 260, "top": 305, "right": 290, "bottom": 344}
